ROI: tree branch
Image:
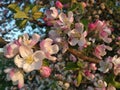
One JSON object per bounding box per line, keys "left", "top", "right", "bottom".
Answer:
{"left": 29, "top": 20, "right": 49, "bottom": 27}
{"left": 68, "top": 48, "right": 101, "bottom": 63}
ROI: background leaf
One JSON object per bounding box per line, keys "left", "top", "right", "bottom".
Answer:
{"left": 76, "top": 71, "right": 82, "bottom": 87}
{"left": 33, "top": 12, "right": 43, "bottom": 19}
{"left": 8, "top": 3, "right": 20, "bottom": 12}
{"left": 65, "top": 62, "right": 79, "bottom": 70}
{"left": 14, "top": 11, "right": 28, "bottom": 18}
{"left": 32, "top": 5, "right": 39, "bottom": 14}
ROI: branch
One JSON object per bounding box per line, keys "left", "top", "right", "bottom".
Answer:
{"left": 29, "top": 20, "right": 49, "bottom": 27}
{"left": 0, "top": 37, "right": 7, "bottom": 48}
{"left": 68, "top": 48, "right": 101, "bottom": 63}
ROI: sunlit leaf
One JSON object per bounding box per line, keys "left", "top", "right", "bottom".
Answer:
{"left": 24, "top": 5, "right": 31, "bottom": 14}
{"left": 14, "top": 11, "right": 28, "bottom": 19}
{"left": 77, "top": 61, "right": 84, "bottom": 68}
{"left": 33, "top": 12, "right": 43, "bottom": 19}
{"left": 76, "top": 71, "right": 82, "bottom": 87}
{"left": 32, "top": 5, "right": 39, "bottom": 14}
{"left": 8, "top": 3, "right": 20, "bottom": 12}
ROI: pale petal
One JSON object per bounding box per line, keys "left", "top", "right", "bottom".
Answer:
{"left": 47, "top": 55, "right": 57, "bottom": 62}
{"left": 59, "top": 12, "right": 67, "bottom": 23}
{"left": 103, "top": 27, "right": 111, "bottom": 35}
{"left": 67, "top": 30, "right": 76, "bottom": 37}
{"left": 4, "top": 68, "right": 12, "bottom": 73}
{"left": 31, "top": 60, "right": 42, "bottom": 70}
{"left": 33, "top": 51, "right": 45, "bottom": 62}
{"left": 68, "top": 11, "right": 73, "bottom": 23}
{"left": 23, "top": 63, "right": 33, "bottom": 73}
{"left": 23, "top": 33, "right": 29, "bottom": 41}
{"left": 29, "top": 33, "right": 40, "bottom": 47}
{"left": 69, "top": 38, "right": 78, "bottom": 46}
{"left": 40, "top": 38, "right": 53, "bottom": 49}
{"left": 78, "top": 37, "right": 86, "bottom": 47}
{"left": 103, "top": 37, "right": 112, "bottom": 43}
{"left": 50, "top": 44, "right": 59, "bottom": 54}
{"left": 50, "top": 7, "right": 58, "bottom": 18}
{"left": 17, "top": 72, "right": 24, "bottom": 89}
{"left": 11, "top": 73, "right": 18, "bottom": 82}
{"left": 4, "top": 43, "right": 18, "bottom": 58}
{"left": 49, "top": 30, "right": 58, "bottom": 38}
{"left": 19, "top": 46, "right": 33, "bottom": 58}
{"left": 83, "top": 31, "right": 87, "bottom": 37}
{"left": 75, "top": 23, "right": 84, "bottom": 33}
{"left": 14, "top": 55, "right": 24, "bottom": 68}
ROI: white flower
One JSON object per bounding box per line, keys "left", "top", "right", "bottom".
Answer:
{"left": 98, "top": 59, "right": 112, "bottom": 73}
{"left": 112, "top": 56, "right": 120, "bottom": 75}
{"left": 14, "top": 45, "right": 45, "bottom": 73}
{"left": 68, "top": 23, "right": 87, "bottom": 49}
{"left": 45, "top": 7, "right": 58, "bottom": 19}
{"left": 58, "top": 11, "right": 73, "bottom": 29}
{"left": 4, "top": 68, "right": 24, "bottom": 89}
{"left": 19, "top": 33, "right": 40, "bottom": 48}
{"left": 94, "top": 80, "right": 107, "bottom": 88}
{"left": 4, "top": 42, "right": 19, "bottom": 58}
{"left": 40, "top": 38, "right": 59, "bottom": 62}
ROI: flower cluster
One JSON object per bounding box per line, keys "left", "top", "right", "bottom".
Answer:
{"left": 4, "top": 33, "right": 59, "bottom": 88}
{"left": 2, "top": 1, "right": 120, "bottom": 90}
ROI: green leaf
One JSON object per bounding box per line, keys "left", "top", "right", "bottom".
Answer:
{"left": 14, "top": 11, "right": 28, "bottom": 19}
{"left": 32, "top": 5, "right": 39, "bottom": 14}
{"left": 60, "top": 0, "right": 71, "bottom": 4}
{"left": 33, "top": 12, "right": 43, "bottom": 19}
{"left": 43, "top": 59, "right": 49, "bottom": 66}
{"left": 16, "top": 19, "right": 27, "bottom": 29}
{"left": 105, "top": 73, "right": 120, "bottom": 88}
{"left": 81, "top": 19, "right": 88, "bottom": 30}
{"left": 8, "top": 3, "right": 20, "bottom": 12}
{"left": 65, "top": 62, "right": 79, "bottom": 70}
{"left": 24, "top": 5, "right": 30, "bottom": 14}
{"left": 78, "top": 3, "right": 84, "bottom": 14}
{"left": 69, "top": 3, "right": 79, "bottom": 11}
{"left": 19, "top": 19, "right": 27, "bottom": 28}
{"left": 77, "top": 61, "right": 84, "bottom": 68}
{"left": 112, "top": 80, "right": 120, "bottom": 88}
{"left": 76, "top": 71, "right": 82, "bottom": 87}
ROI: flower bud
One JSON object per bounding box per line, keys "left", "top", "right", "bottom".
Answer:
{"left": 55, "top": 1, "right": 63, "bottom": 9}
{"left": 90, "top": 63, "right": 97, "bottom": 71}
{"left": 81, "top": 2, "right": 87, "bottom": 8}
{"left": 40, "top": 66, "right": 51, "bottom": 78}
{"left": 88, "top": 23, "right": 96, "bottom": 30}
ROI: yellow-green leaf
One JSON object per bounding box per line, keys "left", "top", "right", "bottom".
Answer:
{"left": 77, "top": 71, "right": 82, "bottom": 87}
{"left": 65, "top": 62, "right": 79, "bottom": 70}
{"left": 8, "top": 3, "right": 20, "bottom": 12}
{"left": 19, "top": 19, "right": 27, "bottom": 28}
{"left": 24, "top": 6, "right": 30, "bottom": 14}
{"left": 33, "top": 12, "right": 42, "bottom": 19}
{"left": 32, "top": 5, "right": 39, "bottom": 14}
{"left": 14, "top": 11, "right": 28, "bottom": 19}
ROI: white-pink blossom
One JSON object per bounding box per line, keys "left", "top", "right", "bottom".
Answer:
{"left": 112, "top": 56, "right": 120, "bottom": 75}
{"left": 40, "top": 38, "right": 59, "bottom": 62}
{"left": 4, "top": 68, "right": 24, "bottom": 89}
{"left": 14, "top": 45, "right": 45, "bottom": 73}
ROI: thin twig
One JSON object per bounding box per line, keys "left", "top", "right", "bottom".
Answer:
{"left": 68, "top": 48, "right": 101, "bottom": 63}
